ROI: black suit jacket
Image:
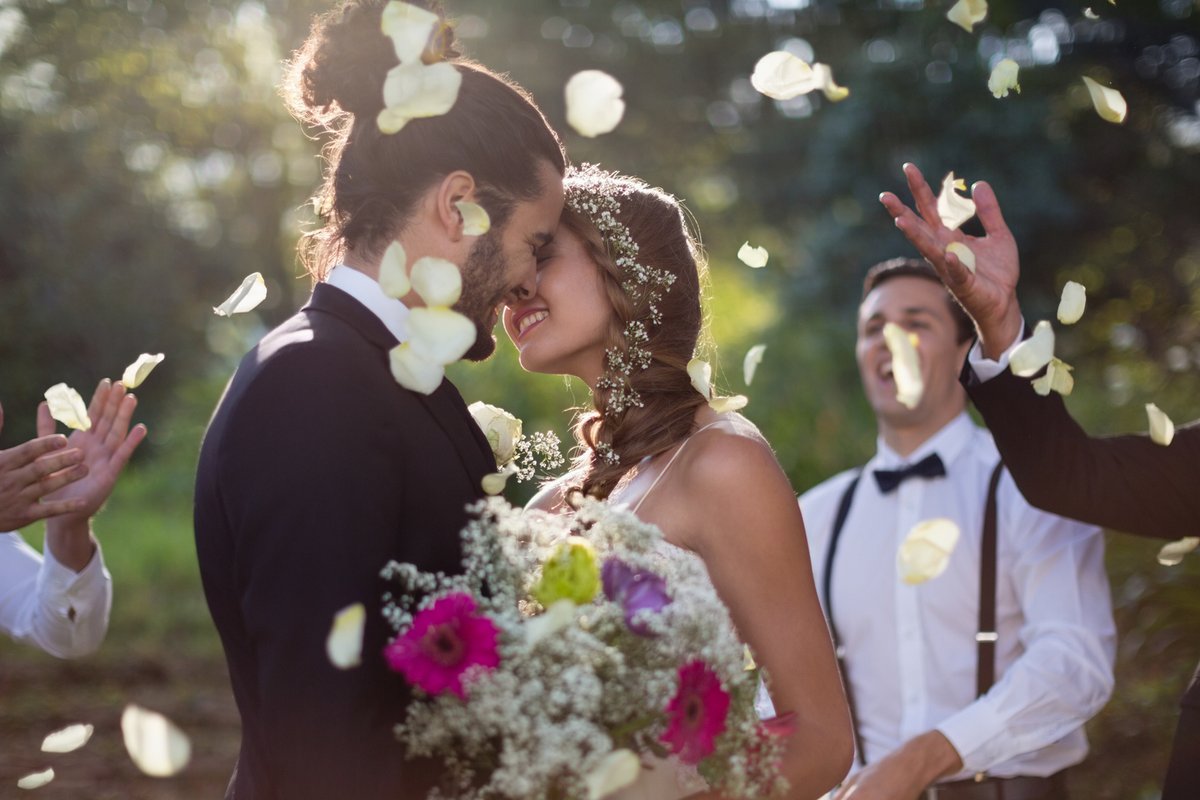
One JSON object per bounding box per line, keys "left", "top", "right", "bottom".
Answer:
{"left": 964, "top": 363, "right": 1199, "bottom": 709}
{"left": 194, "top": 283, "right": 495, "bottom": 800}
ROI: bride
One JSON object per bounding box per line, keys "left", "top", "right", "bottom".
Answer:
{"left": 503, "top": 166, "right": 853, "bottom": 798}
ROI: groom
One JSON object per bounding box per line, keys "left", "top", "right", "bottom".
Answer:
{"left": 193, "top": 7, "right": 566, "bottom": 798}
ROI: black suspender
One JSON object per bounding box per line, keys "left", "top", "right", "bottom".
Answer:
{"left": 822, "top": 461, "right": 1005, "bottom": 766}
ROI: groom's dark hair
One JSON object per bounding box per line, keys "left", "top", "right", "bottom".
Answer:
{"left": 862, "top": 258, "right": 975, "bottom": 344}
{"left": 283, "top": 0, "right": 566, "bottom": 279}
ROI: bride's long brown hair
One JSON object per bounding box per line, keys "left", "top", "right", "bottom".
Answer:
{"left": 565, "top": 172, "right": 707, "bottom": 500}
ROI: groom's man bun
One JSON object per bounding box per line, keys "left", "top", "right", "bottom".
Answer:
{"left": 282, "top": 0, "right": 566, "bottom": 279}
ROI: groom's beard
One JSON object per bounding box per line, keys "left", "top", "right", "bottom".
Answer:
{"left": 455, "top": 231, "right": 509, "bottom": 362}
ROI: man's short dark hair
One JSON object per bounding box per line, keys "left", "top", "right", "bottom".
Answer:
{"left": 861, "top": 258, "right": 975, "bottom": 344}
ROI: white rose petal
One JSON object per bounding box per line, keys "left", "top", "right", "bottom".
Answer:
{"left": 455, "top": 200, "right": 491, "bottom": 236}
{"left": 937, "top": 172, "right": 977, "bottom": 231}
{"left": 945, "top": 242, "right": 976, "bottom": 273}
{"left": 410, "top": 257, "right": 463, "bottom": 307}
{"left": 737, "top": 242, "right": 769, "bottom": 268}
{"left": 41, "top": 723, "right": 94, "bottom": 753}
{"left": 380, "top": 1, "right": 439, "bottom": 65}
{"left": 214, "top": 272, "right": 267, "bottom": 316}
{"left": 467, "top": 401, "right": 522, "bottom": 464}
{"left": 1084, "top": 7, "right": 1099, "bottom": 19}
{"left": 326, "top": 603, "right": 365, "bottom": 670}
{"left": 1082, "top": 76, "right": 1127, "bottom": 124}
{"left": 565, "top": 70, "right": 626, "bottom": 138}
{"left": 988, "top": 59, "right": 1021, "bottom": 99}
{"left": 407, "top": 307, "right": 476, "bottom": 364}
{"left": 1031, "top": 357, "right": 1074, "bottom": 396}
{"left": 1146, "top": 403, "right": 1175, "bottom": 446}
{"left": 1057, "top": 281, "right": 1087, "bottom": 325}
{"left": 743, "top": 344, "right": 767, "bottom": 386}
{"left": 379, "top": 241, "right": 411, "bottom": 299}
{"left": 121, "top": 704, "right": 191, "bottom": 777}
{"left": 812, "top": 62, "right": 850, "bottom": 102}
{"left": 882, "top": 323, "right": 924, "bottom": 410}
{"left": 1009, "top": 320, "right": 1056, "bottom": 377}
{"left": 526, "top": 599, "right": 575, "bottom": 646}
{"left": 898, "top": 518, "right": 961, "bottom": 585}
{"left": 17, "top": 769, "right": 54, "bottom": 790}
{"left": 710, "top": 395, "right": 749, "bottom": 413}
{"left": 947, "top": 0, "right": 988, "bottom": 32}
{"left": 378, "top": 61, "right": 462, "bottom": 134}
{"left": 750, "top": 51, "right": 816, "bottom": 100}
{"left": 1157, "top": 537, "right": 1199, "bottom": 567}
{"left": 586, "top": 749, "right": 642, "bottom": 800}
{"left": 687, "top": 358, "right": 712, "bottom": 399}
{"left": 44, "top": 383, "right": 91, "bottom": 432}
{"left": 389, "top": 342, "right": 445, "bottom": 395}
{"left": 121, "top": 353, "right": 165, "bottom": 389}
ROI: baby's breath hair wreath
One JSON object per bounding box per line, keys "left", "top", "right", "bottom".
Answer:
{"left": 566, "top": 165, "right": 677, "bottom": 422}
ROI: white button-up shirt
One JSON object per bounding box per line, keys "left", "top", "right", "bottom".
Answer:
{"left": 325, "top": 264, "right": 411, "bottom": 344}
{"left": 0, "top": 531, "right": 112, "bottom": 658}
{"left": 801, "top": 413, "right": 1116, "bottom": 780}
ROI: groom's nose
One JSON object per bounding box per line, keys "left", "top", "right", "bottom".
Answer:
{"left": 506, "top": 269, "right": 538, "bottom": 304}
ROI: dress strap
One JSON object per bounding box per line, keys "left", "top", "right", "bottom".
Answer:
{"left": 631, "top": 420, "right": 727, "bottom": 513}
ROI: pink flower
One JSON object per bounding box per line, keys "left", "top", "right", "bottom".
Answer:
{"left": 384, "top": 593, "right": 500, "bottom": 698}
{"left": 660, "top": 661, "right": 731, "bottom": 764}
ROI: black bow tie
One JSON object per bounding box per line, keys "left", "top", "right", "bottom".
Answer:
{"left": 873, "top": 453, "right": 946, "bottom": 494}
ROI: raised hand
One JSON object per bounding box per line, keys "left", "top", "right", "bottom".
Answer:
{"left": 879, "top": 163, "right": 1024, "bottom": 359}
{"left": 0, "top": 402, "right": 88, "bottom": 531}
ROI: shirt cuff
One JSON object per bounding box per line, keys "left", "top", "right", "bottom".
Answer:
{"left": 39, "top": 541, "right": 110, "bottom": 623}
{"left": 935, "top": 697, "right": 1008, "bottom": 775}
{"left": 966, "top": 324, "right": 1027, "bottom": 383}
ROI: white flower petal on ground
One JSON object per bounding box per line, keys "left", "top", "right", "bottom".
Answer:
{"left": 17, "top": 768, "right": 54, "bottom": 790}
{"left": 812, "top": 62, "right": 850, "bottom": 102}
{"left": 687, "top": 358, "right": 712, "bottom": 399}
{"left": 1146, "top": 403, "right": 1175, "bottom": 446}
{"left": 407, "top": 307, "right": 475, "bottom": 364}
{"left": 41, "top": 723, "right": 94, "bottom": 753}
{"left": 1082, "top": 76, "right": 1127, "bottom": 124}
{"left": 1157, "top": 537, "right": 1199, "bottom": 566}
{"left": 988, "top": 59, "right": 1021, "bottom": 99}
{"left": 44, "top": 383, "right": 92, "bottom": 432}
{"left": 379, "top": 241, "right": 411, "bottom": 299}
{"left": 737, "top": 242, "right": 769, "bottom": 268}
{"left": 743, "top": 344, "right": 767, "bottom": 386}
{"left": 389, "top": 342, "right": 445, "bottom": 395}
{"left": 937, "top": 172, "right": 977, "bottom": 231}
{"left": 897, "top": 518, "right": 961, "bottom": 585}
{"left": 1009, "top": 320, "right": 1056, "bottom": 377}
{"left": 525, "top": 599, "right": 575, "bottom": 646}
{"left": 1031, "top": 357, "right": 1074, "bottom": 396}
{"left": 121, "top": 705, "right": 191, "bottom": 777}
{"left": 882, "top": 323, "right": 924, "bottom": 410}
{"left": 380, "top": 1, "right": 439, "bottom": 65}
{"left": 410, "top": 257, "right": 463, "bottom": 307}
{"left": 565, "top": 70, "right": 625, "bottom": 138}
{"left": 454, "top": 200, "right": 491, "bottom": 236}
{"left": 121, "top": 353, "right": 165, "bottom": 389}
{"left": 1057, "top": 281, "right": 1087, "bottom": 324}
{"left": 945, "top": 242, "right": 976, "bottom": 273}
{"left": 326, "top": 603, "right": 365, "bottom": 670}
{"left": 214, "top": 272, "right": 267, "bottom": 316}
{"left": 947, "top": 0, "right": 988, "bottom": 32}
{"left": 378, "top": 61, "right": 462, "bottom": 134}
{"left": 750, "top": 51, "right": 816, "bottom": 100}
{"left": 586, "top": 749, "right": 641, "bottom": 800}
{"left": 710, "top": 395, "right": 749, "bottom": 413}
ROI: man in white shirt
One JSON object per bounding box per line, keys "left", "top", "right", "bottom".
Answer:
{"left": 0, "top": 379, "right": 146, "bottom": 657}
{"left": 804, "top": 258, "right": 1116, "bottom": 800}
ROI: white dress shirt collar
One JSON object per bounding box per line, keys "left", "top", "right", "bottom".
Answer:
{"left": 324, "top": 264, "right": 410, "bottom": 344}
{"left": 873, "top": 410, "right": 974, "bottom": 471}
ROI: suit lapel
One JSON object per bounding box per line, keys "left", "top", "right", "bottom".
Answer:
{"left": 417, "top": 381, "right": 497, "bottom": 482}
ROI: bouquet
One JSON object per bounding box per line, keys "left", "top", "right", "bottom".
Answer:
{"left": 380, "top": 496, "right": 787, "bottom": 800}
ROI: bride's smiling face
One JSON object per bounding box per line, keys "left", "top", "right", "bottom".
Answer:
{"left": 502, "top": 225, "right": 613, "bottom": 383}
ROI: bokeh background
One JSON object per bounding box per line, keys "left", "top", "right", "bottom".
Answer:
{"left": 2, "top": 0, "right": 1198, "bottom": 796}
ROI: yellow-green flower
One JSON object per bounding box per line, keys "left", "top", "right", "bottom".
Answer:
{"left": 533, "top": 537, "right": 600, "bottom": 606}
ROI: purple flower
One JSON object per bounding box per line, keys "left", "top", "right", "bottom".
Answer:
{"left": 602, "top": 557, "right": 671, "bottom": 636}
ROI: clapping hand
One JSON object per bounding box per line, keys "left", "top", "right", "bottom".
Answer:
{"left": 879, "top": 163, "right": 1025, "bottom": 359}
{"left": 0, "top": 404, "right": 88, "bottom": 531}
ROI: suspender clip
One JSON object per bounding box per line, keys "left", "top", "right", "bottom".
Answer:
{"left": 975, "top": 631, "right": 998, "bottom": 643}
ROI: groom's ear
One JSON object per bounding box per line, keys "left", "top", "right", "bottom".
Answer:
{"left": 433, "top": 170, "right": 478, "bottom": 244}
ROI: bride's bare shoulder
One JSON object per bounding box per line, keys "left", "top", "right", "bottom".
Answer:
{"left": 680, "top": 414, "right": 786, "bottom": 491}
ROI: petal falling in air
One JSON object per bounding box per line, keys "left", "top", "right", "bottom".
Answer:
{"left": 750, "top": 51, "right": 816, "bottom": 100}
{"left": 410, "top": 257, "right": 463, "bottom": 307}
{"left": 585, "top": 749, "right": 642, "bottom": 800}
{"left": 743, "top": 344, "right": 767, "bottom": 386}
{"left": 737, "top": 242, "right": 769, "bottom": 268}
{"left": 44, "top": 383, "right": 91, "bottom": 432}
{"left": 214, "top": 272, "right": 267, "bottom": 316}
{"left": 41, "top": 723, "right": 94, "bottom": 753}
{"left": 945, "top": 242, "right": 976, "bottom": 273}
{"left": 1009, "top": 320, "right": 1055, "bottom": 377}
{"left": 988, "top": 59, "right": 1021, "bottom": 98}
{"left": 380, "top": 1, "right": 439, "bottom": 65}
{"left": 882, "top": 322, "right": 924, "bottom": 409}
{"left": 937, "top": 172, "right": 977, "bottom": 231}
{"left": 121, "top": 353, "right": 165, "bottom": 389}
{"left": 379, "top": 241, "right": 412, "bottom": 299}
{"left": 1146, "top": 403, "right": 1175, "bottom": 446}
{"left": 378, "top": 61, "right": 462, "bottom": 134}
{"left": 687, "top": 358, "right": 713, "bottom": 399}
{"left": 326, "top": 603, "right": 366, "bottom": 670}
{"left": 565, "top": 70, "right": 626, "bottom": 138}
{"left": 455, "top": 200, "right": 491, "bottom": 236}
{"left": 1082, "top": 76, "right": 1128, "bottom": 124}
{"left": 1157, "top": 537, "right": 1199, "bottom": 566}
{"left": 407, "top": 307, "right": 476, "bottom": 364}
{"left": 1031, "top": 357, "right": 1074, "bottom": 396}
{"left": 1057, "top": 281, "right": 1087, "bottom": 325}
{"left": 121, "top": 705, "right": 192, "bottom": 777}
{"left": 709, "top": 395, "right": 749, "bottom": 413}
{"left": 17, "top": 769, "right": 55, "bottom": 790}
{"left": 947, "top": 0, "right": 988, "bottom": 32}
{"left": 389, "top": 342, "right": 445, "bottom": 395}
{"left": 898, "top": 518, "right": 962, "bottom": 584}
{"left": 812, "top": 62, "right": 850, "bottom": 102}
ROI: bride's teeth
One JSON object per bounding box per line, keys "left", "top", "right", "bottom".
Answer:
{"left": 519, "top": 310, "right": 548, "bottom": 335}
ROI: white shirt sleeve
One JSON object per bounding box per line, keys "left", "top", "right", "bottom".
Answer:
{"left": 0, "top": 531, "right": 113, "bottom": 658}
{"left": 934, "top": 479, "right": 1116, "bottom": 773}
{"left": 966, "top": 325, "right": 1027, "bottom": 383}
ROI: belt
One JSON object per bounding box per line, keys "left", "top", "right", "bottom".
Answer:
{"left": 923, "top": 770, "right": 1069, "bottom": 800}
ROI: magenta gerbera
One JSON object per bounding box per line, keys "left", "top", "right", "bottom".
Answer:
{"left": 384, "top": 592, "right": 500, "bottom": 698}
{"left": 660, "top": 660, "right": 731, "bottom": 764}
